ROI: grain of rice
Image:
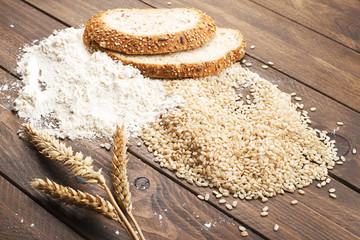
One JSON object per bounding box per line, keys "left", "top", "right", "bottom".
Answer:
{"left": 205, "top": 193, "right": 210, "bottom": 201}
{"left": 242, "top": 59, "right": 247, "bottom": 64}
{"left": 232, "top": 201, "right": 238, "bottom": 208}
{"left": 290, "top": 92, "right": 297, "bottom": 96}
{"left": 337, "top": 122, "right": 344, "bottom": 126}
{"left": 260, "top": 212, "right": 268, "bottom": 217}
{"left": 219, "top": 199, "right": 226, "bottom": 204}
{"left": 353, "top": 148, "right": 357, "bottom": 154}
{"left": 268, "top": 61, "right": 274, "bottom": 65}
{"left": 250, "top": 45, "right": 255, "bottom": 49}
{"left": 261, "top": 65, "right": 269, "bottom": 69}
{"left": 310, "top": 107, "right": 316, "bottom": 112}
{"left": 294, "top": 96, "right": 302, "bottom": 101}
{"left": 340, "top": 156, "right": 346, "bottom": 162}
{"left": 329, "top": 193, "right": 337, "bottom": 199}
{"left": 198, "top": 195, "right": 205, "bottom": 200}
{"left": 136, "top": 142, "right": 142, "bottom": 147}
{"left": 241, "top": 231, "right": 249, "bottom": 237}
{"left": 321, "top": 181, "right": 326, "bottom": 187}
{"left": 262, "top": 206, "right": 269, "bottom": 212}
{"left": 226, "top": 204, "right": 233, "bottom": 210}
{"left": 291, "top": 200, "right": 298, "bottom": 205}
{"left": 317, "top": 183, "right": 322, "bottom": 188}
{"left": 239, "top": 226, "right": 246, "bottom": 232}
{"left": 298, "top": 189, "right": 305, "bottom": 195}
{"left": 326, "top": 178, "right": 331, "bottom": 184}
{"left": 274, "top": 224, "right": 279, "bottom": 232}
{"left": 336, "top": 161, "right": 343, "bottom": 165}
{"left": 245, "top": 62, "right": 252, "bottom": 67}
{"left": 328, "top": 188, "right": 336, "bottom": 193}
{"left": 216, "top": 193, "right": 222, "bottom": 199}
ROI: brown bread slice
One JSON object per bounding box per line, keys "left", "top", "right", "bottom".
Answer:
{"left": 85, "top": 8, "right": 216, "bottom": 55}
{"left": 83, "top": 27, "right": 246, "bottom": 79}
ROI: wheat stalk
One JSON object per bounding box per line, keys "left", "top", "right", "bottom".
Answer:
{"left": 112, "top": 125, "right": 145, "bottom": 240}
{"left": 31, "top": 178, "right": 120, "bottom": 222}
{"left": 25, "top": 124, "right": 139, "bottom": 240}
{"left": 23, "top": 124, "right": 105, "bottom": 186}
{"left": 112, "top": 125, "right": 132, "bottom": 212}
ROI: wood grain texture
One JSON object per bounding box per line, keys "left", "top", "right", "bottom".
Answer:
{"left": 137, "top": 0, "right": 360, "bottom": 112}
{"left": 128, "top": 136, "right": 360, "bottom": 240}
{"left": 0, "top": 176, "right": 82, "bottom": 240}
{"left": 6, "top": 0, "right": 356, "bottom": 190}
{"left": 252, "top": 0, "right": 360, "bottom": 51}
{"left": 0, "top": 104, "right": 263, "bottom": 240}
{"left": 0, "top": 0, "right": 65, "bottom": 71}
{"left": 25, "top": 0, "right": 150, "bottom": 27}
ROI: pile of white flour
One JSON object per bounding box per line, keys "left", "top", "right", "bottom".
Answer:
{"left": 15, "top": 27, "right": 182, "bottom": 139}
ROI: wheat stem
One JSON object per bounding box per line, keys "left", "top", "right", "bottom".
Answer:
{"left": 31, "top": 178, "right": 120, "bottom": 222}
{"left": 112, "top": 125, "right": 145, "bottom": 240}
{"left": 103, "top": 184, "right": 139, "bottom": 240}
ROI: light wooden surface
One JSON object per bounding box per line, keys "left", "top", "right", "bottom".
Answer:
{"left": 0, "top": 0, "right": 359, "bottom": 239}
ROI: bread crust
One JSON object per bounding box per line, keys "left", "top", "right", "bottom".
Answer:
{"left": 85, "top": 8, "right": 216, "bottom": 55}
{"left": 83, "top": 28, "right": 246, "bottom": 79}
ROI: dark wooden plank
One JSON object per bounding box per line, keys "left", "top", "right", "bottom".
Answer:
{"left": 0, "top": 0, "right": 65, "bottom": 71}
{"left": 0, "top": 103, "right": 263, "bottom": 239}
{"left": 0, "top": 175, "right": 83, "bottom": 240}
{"left": 252, "top": 0, "right": 360, "bottom": 51}
{"left": 25, "top": 0, "right": 150, "bottom": 27}
{"left": 134, "top": 0, "right": 360, "bottom": 112}
{"left": 129, "top": 136, "right": 360, "bottom": 240}
{"left": 9, "top": 0, "right": 358, "bottom": 190}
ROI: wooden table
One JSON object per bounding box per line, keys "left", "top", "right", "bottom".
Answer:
{"left": 0, "top": 0, "right": 359, "bottom": 239}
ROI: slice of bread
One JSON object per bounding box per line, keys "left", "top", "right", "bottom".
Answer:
{"left": 84, "top": 28, "right": 246, "bottom": 79}
{"left": 85, "top": 8, "right": 216, "bottom": 55}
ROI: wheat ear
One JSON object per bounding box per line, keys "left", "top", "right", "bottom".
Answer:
{"left": 112, "top": 125, "right": 145, "bottom": 240}
{"left": 31, "top": 178, "right": 120, "bottom": 222}
{"left": 24, "top": 124, "right": 105, "bottom": 186}
{"left": 24, "top": 124, "right": 139, "bottom": 240}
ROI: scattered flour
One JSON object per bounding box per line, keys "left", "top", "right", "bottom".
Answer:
{"left": 15, "top": 27, "right": 182, "bottom": 139}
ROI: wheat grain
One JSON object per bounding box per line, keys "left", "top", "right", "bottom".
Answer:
{"left": 31, "top": 178, "right": 120, "bottom": 222}
{"left": 112, "top": 125, "right": 132, "bottom": 212}
{"left": 23, "top": 124, "right": 105, "bottom": 185}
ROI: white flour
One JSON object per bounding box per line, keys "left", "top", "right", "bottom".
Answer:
{"left": 15, "top": 27, "right": 182, "bottom": 139}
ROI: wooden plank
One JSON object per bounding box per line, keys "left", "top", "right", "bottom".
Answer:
{"left": 25, "top": 0, "right": 150, "bottom": 26}
{"left": 0, "top": 0, "right": 65, "bottom": 71}
{"left": 129, "top": 136, "right": 360, "bottom": 240}
{"left": 0, "top": 103, "right": 263, "bottom": 239}
{"left": 9, "top": 0, "right": 358, "bottom": 189}
{"left": 0, "top": 175, "right": 83, "bottom": 240}
{"left": 134, "top": 0, "right": 360, "bottom": 112}
{"left": 252, "top": 0, "right": 360, "bottom": 51}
